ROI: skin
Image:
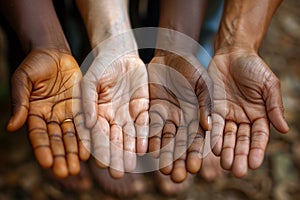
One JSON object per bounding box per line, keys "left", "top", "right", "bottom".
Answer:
{"left": 209, "top": 0, "right": 289, "bottom": 178}
{"left": 149, "top": 53, "right": 212, "bottom": 183}
{"left": 3, "top": 0, "right": 90, "bottom": 178}
{"left": 149, "top": 0, "right": 211, "bottom": 183}
{"left": 76, "top": 0, "right": 149, "bottom": 178}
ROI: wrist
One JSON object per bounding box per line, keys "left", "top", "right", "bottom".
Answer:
{"left": 155, "top": 28, "right": 199, "bottom": 56}
{"left": 215, "top": 0, "right": 282, "bottom": 54}
{"left": 11, "top": 0, "right": 71, "bottom": 53}
{"left": 93, "top": 30, "right": 139, "bottom": 61}
{"left": 214, "top": 20, "right": 262, "bottom": 54}
{"left": 27, "top": 30, "right": 70, "bottom": 54}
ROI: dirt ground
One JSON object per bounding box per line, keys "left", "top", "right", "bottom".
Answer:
{"left": 0, "top": 0, "right": 300, "bottom": 199}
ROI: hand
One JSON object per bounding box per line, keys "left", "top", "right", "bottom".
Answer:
{"left": 208, "top": 50, "right": 289, "bottom": 177}
{"left": 81, "top": 53, "right": 149, "bottom": 178}
{"left": 7, "top": 49, "right": 90, "bottom": 178}
{"left": 148, "top": 53, "right": 212, "bottom": 183}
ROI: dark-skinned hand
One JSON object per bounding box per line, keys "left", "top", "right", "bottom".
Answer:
{"left": 148, "top": 53, "right": 212, "bottom": 183}
{"left": 208, "top": 50, "right": 289, "bottom": 178}
{"left": 7, "top": 49, "right": 90, "bottom": 178}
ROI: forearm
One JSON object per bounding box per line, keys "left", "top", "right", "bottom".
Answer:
{"left": 0, "top": 0, "right": 69, "bottom": 53}
{"left": 76, "top": 0, "right": 136, "bottom": 49}
{"left": 215, "top": 0, "right": 282, "bottom": 53}
{"left": 156, "top": 0, "right": 208, "bottom": 55}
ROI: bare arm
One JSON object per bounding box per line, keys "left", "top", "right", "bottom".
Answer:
{"left": 209, "top": 0, "right": 289, "bottom": 177}
{"left": 0, "top": 0, "right": 69, "bottom": 53}
{"left": 1, "top": 0, "right": 90, "bottom": 178}
{"left": 75, "top": 0, "right": 136, "bottom": 49}
{"left": 149, "top": 0, "right": 212, "bottom": 183}
{"left": 215, "top": 0, "right": 283, "bottom": 53}
{"left": 156, "top": 0, "right": 208, "bottom": 55}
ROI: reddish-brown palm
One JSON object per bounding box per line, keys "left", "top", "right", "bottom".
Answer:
{"left": 7, "top": 49, "right": 90, "bottom": 178}
{"left": 209, "top": 51, "right": 289, "bottom": 177}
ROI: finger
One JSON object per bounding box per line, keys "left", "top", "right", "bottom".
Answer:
{"left": 187, "top": 121, "right": 205, "bottom": 174}
{"left": 92, "top": 116, "right": 110, "bottom": 168}
{"left": 74, "top": 113, "right": 91, "bottom": 161}
{"left": 171, "top": 159, "right": 187, "bottom": 183}
{"left": 135, "top": 111, "right": 149, "bottom": 156}
{"left": 136, "top": 121, "right": 150, "bottom": 155}
{"left": 265, "top": 80, "right": 289, "bottom": 133}
{"left": 196, "top": 74, "right": 213, "bottom": 131}
{"left": 232, "top": 123, "right": 250, "bottom": 178}
{"left": 249, "top": 118, "right": 269, "bottom": 169}
{"left": 173, "top": 126, "right": 187, "bottom": 161}
{"left": 123, "top": 122, "right": 136, "bottom": 172}
{"left": 129, "top": 63, "right": 149, "bottom": 155}
{"left": 47, "top": 121, "right": 68, "bottom": 178}
{"left": 28, "top": 115, "right": 53, "bottom": 168}
{"left": 159, "top": 121, "right": 176, "bottom": 175}
{"left": 172, "top": 126, "right": 188, "bottom": 183}
{"left": 211, "top": 113, "right": 225, "bottom": 156}
{"left": 52, "top": 157, "right": 68, "bottom": 179}
{"left": 110, "top": 124, "right": 124, "bottom": 178}
{"left": 81, "top": 76, "right": 98, "bottom": 128}
{"left": 221, "top": 121, "right": 237, "bottom": 170}
{"left": 149, "top": 108, "right": 165, "bottom": 158}
{"left": 61, "top": 120, "right": 80, "bottom": 176}
{"left": 7, "top": 69, "right": 31, "bottom": 132}
{"left": 72, "top": 76, "right": 91, "bottom": 161}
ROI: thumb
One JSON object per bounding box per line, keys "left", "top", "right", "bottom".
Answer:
{"left": 264, "top": 79, "right": 289, "bottom": 134}
{"left": 7, "top": 68, "right": 32, "bottom": 132}
{"left": 81, "top": 76, "right": 98, "bottom": 128}
{"left": 197, "top": 71, "right": 213, "bottom": 131}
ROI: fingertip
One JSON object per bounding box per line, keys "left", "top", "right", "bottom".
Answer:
{"left": 7, "top": 108, "right": 28, "bottom": 132}
{"left": 85, "top": 113, "right": 97, "bottom": 128}
{"left": 232, "top": 168, "right": 247, "bottom": 178}
{"left": 221, "top": 157, "right": 233, "bottom": 170}
{"left": 67, "top": 154, "right": 80, "bottom": 176}
{"left": 109, "top": 168, "right": 124, "bottom": 179}
{"left": 212, "top": 142, "right": 222, "bottom": 156}
{"left": 232, "top": 158, "right": 248, "bottom": 178}
{"left": 79, "top": 147, "right": 91, "bottom": 161}
{"left": 248, "top": 150, "right": 264, "bottom": 170}
{"left": 278, "top": 119, "right": 289, "bottom": 134}
{"left": 160, "top": 165, "right": 173, "bottom": 175}
{"left": 53, "top": 158, "right": 69, "bottom": 179}
{"left": 269, "top": 112, "right": 289, "bottom": 134}
{"left": 200, "top": 113, "right": 211, "bottom": 131}
{"left": 187, "top": 154, "right": 201, "bottom": 174}
{"left": 171, "top": 167, "right": 187, "bottom": 183}
{"left": 35, "top": 148, "right": 53, "bottom": 169}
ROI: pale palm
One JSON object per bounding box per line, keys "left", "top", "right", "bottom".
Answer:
{"left": 81, "top": 54, "right": 149, "bottom": 178}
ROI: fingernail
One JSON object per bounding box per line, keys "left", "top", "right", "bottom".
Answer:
{"left": 208, "top": 116, "right": 211, "bottom": 125}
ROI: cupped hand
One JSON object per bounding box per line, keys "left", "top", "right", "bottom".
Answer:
{"left": 7, "top": 49, "right": 90, "bottom": 178}
{"left": 81, "top": 53, "right": 149, "bottom": 178}
{"left": 208, "top": 50, "right": 289, "bottom": 177}
{"left": 148, "top": 53, "right": 212, "bottom": 183}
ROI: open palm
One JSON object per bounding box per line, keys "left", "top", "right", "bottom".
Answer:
{"left": 148, "top": 53, "right": 212, "bottom": 183}
{"left": 7, "top": 49, "right": 90, "bottom": 178}
{"left": 209, "top": 51, "right": 289, "bottom": 177}
{"left": 81, "top": 54, "right": 149, "bottom": 178}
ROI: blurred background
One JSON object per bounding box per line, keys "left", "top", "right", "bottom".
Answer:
{"left": 0, "top": 0, "right": 299, "bottom": 199}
